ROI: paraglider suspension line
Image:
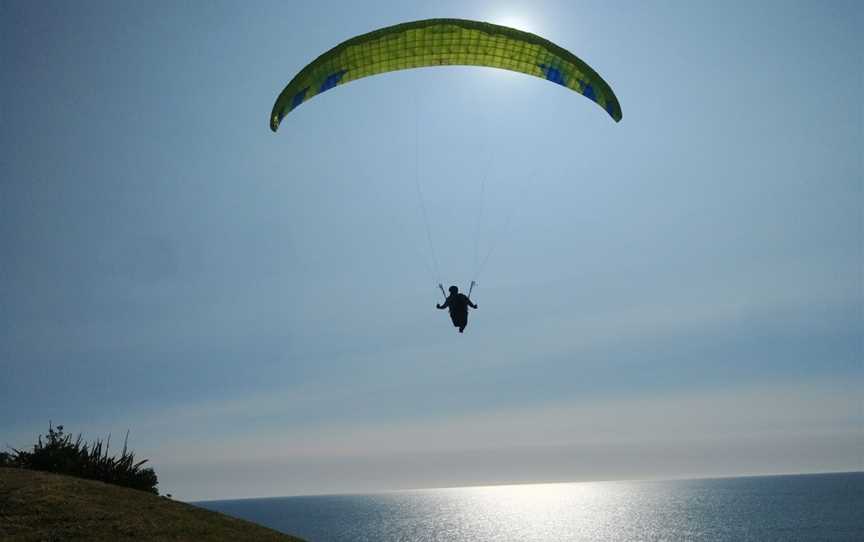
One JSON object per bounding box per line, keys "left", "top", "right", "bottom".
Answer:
{"left": 413, "top": 85, "right": 442, "bottom": 286}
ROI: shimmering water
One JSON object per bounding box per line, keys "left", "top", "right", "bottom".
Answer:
{"left": 196, "top": 472, "right": 863, "bottom": 541}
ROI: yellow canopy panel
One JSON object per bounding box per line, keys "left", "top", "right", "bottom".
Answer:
{"left": 271, "top": 18, "right": 622, "bottom": 131}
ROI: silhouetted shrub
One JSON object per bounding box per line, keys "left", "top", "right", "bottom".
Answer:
{"left": 9, "top": 423, "right": 158, "bottom": 494}
{"left": 0, "top": 451, "right": 19, "bottom": 467}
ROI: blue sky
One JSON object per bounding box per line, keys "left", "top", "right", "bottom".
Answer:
{"left": 1, "top": 0, "right": 861, "bottom": 500}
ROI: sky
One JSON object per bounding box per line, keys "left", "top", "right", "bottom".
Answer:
{"left": 1, "top": 0, "right": 861, "bottom": 501}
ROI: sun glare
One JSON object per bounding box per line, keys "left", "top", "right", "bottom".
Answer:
{"left": 486, "top": 12, "right": 541, "bottom": 34}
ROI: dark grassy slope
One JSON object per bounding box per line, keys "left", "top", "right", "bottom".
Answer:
{"left": 0, "top": 467, "right": 305, "bottom": 541}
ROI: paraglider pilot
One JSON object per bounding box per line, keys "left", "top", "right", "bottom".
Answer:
{"left": 437, "top": 285, "right": 478, "bottom": 333}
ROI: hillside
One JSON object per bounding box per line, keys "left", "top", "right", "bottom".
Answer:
{"left": 0, "top": 467, "right": 305, "bottom": 541}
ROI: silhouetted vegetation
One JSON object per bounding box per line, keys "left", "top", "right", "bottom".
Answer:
{"left": 6, "top": 423, "right": 158, "bottom": 494}
{"left": 0, "top": 451, "right": 14, "bottom": 466}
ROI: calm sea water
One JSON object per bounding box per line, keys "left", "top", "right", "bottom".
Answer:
{"left": 196, "top": 472, "right": 863, "bottom": 541}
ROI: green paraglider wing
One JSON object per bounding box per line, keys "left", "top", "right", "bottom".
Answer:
{"left": 270, "top": 18, "right": 621, "bottom": 131}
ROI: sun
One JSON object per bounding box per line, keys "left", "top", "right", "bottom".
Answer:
{"left": 485, "top": 11, "right": 541, "bottom": 34}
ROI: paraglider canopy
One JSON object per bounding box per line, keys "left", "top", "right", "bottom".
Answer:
{"left": 271, "top": 18, "right": 622, "bottom": 131}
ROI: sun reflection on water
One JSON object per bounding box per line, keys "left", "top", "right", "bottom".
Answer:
{"left": 430, "top": 481, "right": 636, "bottom": 541}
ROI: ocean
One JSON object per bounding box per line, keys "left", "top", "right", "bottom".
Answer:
{"left": 196, "top": 472, "right": 863, "bottom": 541}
